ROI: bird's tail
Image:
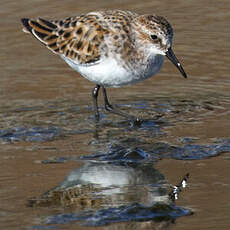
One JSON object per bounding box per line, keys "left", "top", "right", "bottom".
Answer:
{"left": 21, "top": 18, "right": 60, "bottom": 53}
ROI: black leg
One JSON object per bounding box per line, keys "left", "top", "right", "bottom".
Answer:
{"left": 92, "top": 85, "right": 101, "bottom": 120}
{"left": 101, "top": 86, "right": 113, "bottom": 111}
{"left": 102, "top": 86, "right": 141, "bottom": 123}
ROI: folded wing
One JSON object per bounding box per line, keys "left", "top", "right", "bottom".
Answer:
{"left": 21, "top": 16, "right": 104, "bottom": 65}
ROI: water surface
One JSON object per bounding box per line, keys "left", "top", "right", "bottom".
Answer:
{"left": 0, "top": 0, "right": 230, "bottom": 229}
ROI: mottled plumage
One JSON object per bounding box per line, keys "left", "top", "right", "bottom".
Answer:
{"left": 22, "top": 11, "right": 137, "bottom": 66}
{"left": 21, "top": 10, "right": 187, "bottom": 122}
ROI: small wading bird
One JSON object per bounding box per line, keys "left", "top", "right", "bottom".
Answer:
{"left": 21, "top": 10, "right": 187, "bottom": 123}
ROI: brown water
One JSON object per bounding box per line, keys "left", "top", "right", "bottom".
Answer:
{"left": 1, "top": 0, "right": 230, "bottom": 229}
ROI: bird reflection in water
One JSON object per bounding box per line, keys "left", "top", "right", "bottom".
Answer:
{"left": 28, "top": 161, "right": 191, "bottom": 227}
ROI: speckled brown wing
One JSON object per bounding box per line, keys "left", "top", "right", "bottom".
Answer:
{"left": 21, "top": 17, "right": 61, "bottom": 53}
{"left": 21, "top": 15, "right": 107, "bottom": 65}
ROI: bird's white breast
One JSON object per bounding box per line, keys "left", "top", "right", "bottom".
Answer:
{"left": 61, "top": 54, "right": 164, "bottom": 88}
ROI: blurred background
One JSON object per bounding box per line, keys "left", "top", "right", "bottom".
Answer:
{"left": 0, "top": 1, "right": 230, "bottom": 230}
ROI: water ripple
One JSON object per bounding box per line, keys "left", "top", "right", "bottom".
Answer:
{"left": 45, "top": 203, "right": 192, "bottom": 226}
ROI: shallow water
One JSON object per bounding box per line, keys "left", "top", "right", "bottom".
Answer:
{"left": 1, "top": 0, "right": 230, "bottom": 229}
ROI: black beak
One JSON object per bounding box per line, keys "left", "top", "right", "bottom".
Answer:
{"left": 166, "top": 47, "right": 187, "bottom": 78}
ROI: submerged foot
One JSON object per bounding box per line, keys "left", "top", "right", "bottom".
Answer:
{"left": 104, "top": 103, "right": 143, "bottom": 125}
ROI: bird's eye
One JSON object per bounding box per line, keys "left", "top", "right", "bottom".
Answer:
{"left": 150, "top": 34, "right": 158, "bottom": 40}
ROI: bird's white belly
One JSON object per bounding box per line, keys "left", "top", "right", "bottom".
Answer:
{"left": 62, "top": 55, "right": 164, "bottom": 88}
